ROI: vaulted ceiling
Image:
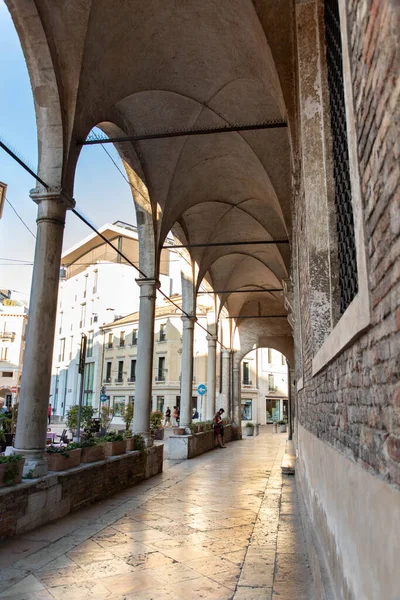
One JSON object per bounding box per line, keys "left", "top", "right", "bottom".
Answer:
{"left": 7, "top": 0, "right": 296, "bottom": 339}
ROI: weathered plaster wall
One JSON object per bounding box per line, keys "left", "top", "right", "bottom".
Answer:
{"left": 297, "top": 425, "right": 400, "bottom": 600}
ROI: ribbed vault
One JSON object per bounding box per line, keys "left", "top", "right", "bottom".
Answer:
{"left": 6, "top": 0, "right": 296, "bottom": 350}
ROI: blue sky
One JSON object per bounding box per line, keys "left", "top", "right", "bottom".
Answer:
{"left": 0, "top": 2, "right": 136, "bottom": 296}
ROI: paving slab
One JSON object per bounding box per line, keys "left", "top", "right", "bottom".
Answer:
{"left": 0, "top": 428, "right": 313, "bottom": 599}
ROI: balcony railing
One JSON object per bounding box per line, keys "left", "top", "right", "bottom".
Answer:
{"left": 107, "top": 343, "right": 113, "bottom": 349}
{"left": 103, "top": 377, "right": 111, "bottom": 383}
{"left": 119, "top": 340, "right": 125, "bottom": 347}
{"left": 115, "top": 376, "right": 124, "bottom": 384}
{"left": 131, "top": 338, "right": 137, "bottom": 346}
{"left": 0, "top": 332, "right": 15, "bottom": 342}
{"left": 242, "top": 379, "right": 252, "bottom": 386}
{"left": 128, "top": 376, "right": 136, "bottom": 383}
{"left": 158, "top": 333, "right": 166, "bottom": 342}
{"left": 155, "top": 373, "right": 166, "bottom": 382}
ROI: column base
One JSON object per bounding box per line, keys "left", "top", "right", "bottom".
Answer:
{"left": 132, "top": 433, "right": 154, "bottom": 448}
{"left": 13, "top": 448, "right": 48, "bottom": 478}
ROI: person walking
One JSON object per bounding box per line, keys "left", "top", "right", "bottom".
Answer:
{"left": 213, "top": 408, "right": 226, "bottom": 448}
{"left": 47, "top": 403, "right": 52, "bottom": 425}
{"left": 165, "top": 406, "right": 172, "bottom": 427}
{"left": 172, "top": 406, "right": 178, "bottom": 426}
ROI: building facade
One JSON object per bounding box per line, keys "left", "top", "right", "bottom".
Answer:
{"left": 50, "top": 222, "right": 177, "bottom": 417}
{"left": 0, "top": 291, "right": 28, "bottom": 408}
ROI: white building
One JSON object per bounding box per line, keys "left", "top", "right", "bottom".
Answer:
{"left": 241, "top": 347, "right": 289, "bottom": 424}
{"left": 0, "top": 291, "right": 28, "bottom": 408}
{"left": 50, "top": 222, "right": 178, "bottom": 417}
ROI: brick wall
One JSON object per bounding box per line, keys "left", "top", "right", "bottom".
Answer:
{"left": 0, "top": 446, "right": 163, "bottom": 541}
{"left": 296, "top": 0, "right": 399, "bottom": 488}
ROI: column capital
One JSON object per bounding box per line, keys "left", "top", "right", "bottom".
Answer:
{"left": 30, "top": 186, "right": 75, "bottom": 210}
{"left": 222, "top": 348, "right": 232, "bottom": 357}
{"left": 135, "top": 278, "right": 160, "bottom": 299}
{"left": 181, "top": 315, "right": 197, "bottom": 328}
{"left": 206, "top": 334, "right": 218, "bottom": 345}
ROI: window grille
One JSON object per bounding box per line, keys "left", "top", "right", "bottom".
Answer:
{"left": 324, "top": 0, "right": 358, "bottom": 313}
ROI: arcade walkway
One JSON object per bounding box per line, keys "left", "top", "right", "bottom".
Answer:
{"left": 0, "top": 429, "right": 313, "bottom": 600}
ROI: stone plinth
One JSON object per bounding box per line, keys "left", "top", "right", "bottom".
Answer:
{"left": 168, "top": 425, "right": 237, "bottom": 460}
{"left": 0, "top": 445, "right": 163, "bottom": 541}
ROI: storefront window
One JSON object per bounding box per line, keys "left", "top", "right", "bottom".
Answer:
{"left": 241, "top": 400, "right": 252, "bottom": 420}
{"left": 83, "top": 362, "right": 94, "bottom": 406}
{"left": 266, "top": 398, "right": 280, "bottom": 422}
{"left": 156, "top": 396, "right": 164, "bottom": 413}
{"left": 113, "top": 396, "right": 125, "bottom": 416}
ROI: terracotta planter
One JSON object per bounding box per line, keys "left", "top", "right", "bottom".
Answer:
{"left": 0, "top": 457, "right": 25, "bottom": 487}
{"left": 173, "top": 427, "right": 186, "bottom": 435}
{"left": 125, "top": 437, "right": 135, "bottom": 451}
{"left": 198, "top": 424, "right": 204, "bottom": 432}
{"left": 104, "top": 440, "right": 126, "bottom": 456}
{"left": 154, "top": 429, "right": 164, "bottom": 440}
{"left": 46, "top": 448, "right": 82, "bottom": 471}
{"left": 80, "top": 444, "right": 105, "bottom": 463}
{"left": 191, "top": 425, "right": 199, "bottom": 434}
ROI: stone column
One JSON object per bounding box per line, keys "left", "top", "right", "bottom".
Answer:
{"left": 132, "top": 278, "right": 160, "bottom": 445}
{"left": 232, "top": 364, "right": 241, "bottom": 425}
{"left": 180, "top": 315, "right": 196, "bottom": 430}
{"left": 205, "top": 334, "right": 217, "bottom": 420}
{"left": 221, "top": 349, "right": 231, "bottom": 415}
{"left": 14, "top": 188, "right": 74, "bottom": 477}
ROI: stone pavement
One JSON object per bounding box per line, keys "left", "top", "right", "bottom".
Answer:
{"left": 0, "top": 427, "right": 313, "bottom": 600}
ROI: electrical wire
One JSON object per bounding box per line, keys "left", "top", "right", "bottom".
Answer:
{"left": 0, "top": 135, "right": 225, "bottom": 347}
{"left": 4, "top": 197, "right": 36, "bottom": 239}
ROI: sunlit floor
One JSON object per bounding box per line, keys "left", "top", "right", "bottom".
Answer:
{"left": 0, "top": 427, "right": 313, "bottom": 600}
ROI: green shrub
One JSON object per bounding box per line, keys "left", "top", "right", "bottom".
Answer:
{"left": 0, "top": 453, "right": 24, "bottom": 485}
{"left": 46, "top": 444, "right": 78, "bottom": 457}
{"left": 150, "top": 410, "right": 163, "bottom": 431}
{"left": 132, "top": 434, "right": 146, "bottom": 452}
{"left": 66, "top": 405, "right": 94, "bottom": 433}
{"left": 121, "top": 402, "right": 134, "bottom": 431}
{"left": 101, "top": 432, "right": 124, "bottom": 442}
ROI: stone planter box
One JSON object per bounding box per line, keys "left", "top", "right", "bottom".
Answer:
{"left": 173, "top": 427, "right": 186, "bottom": 435}
{"left": 104, "top": 440, "right": 126, "bottom": 456}
{"left": 0, "top": 445, "right": 163, "bottom": 542}
{"left": 245, "top": 426, "right": 254, "bottom": 437}
{"left": 126, "top": 437, "right": 135, "bottom": 451}
{"left": 80, "top": 445, "right": 105, "bottom": 463}
{"left": 0, "top": 458, "right": 25, "bottom": 487}
{"left": 168, "top": 424, "right": 240, "bottom": 460}
{"left": 280, "top": 425, "right": 287, "bottom": 433}
{"left": 46, "top": 448, "right": 82, "bottom": 471}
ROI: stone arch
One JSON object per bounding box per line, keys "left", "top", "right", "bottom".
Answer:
{"left": 5, "top": 0, "right": 64, "bottom": 187}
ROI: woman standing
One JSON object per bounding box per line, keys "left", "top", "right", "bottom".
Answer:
{"left": 172, "top": 406, "right": 178, "bottom": 426}
{"left": 213, "top": 408, "right": 226, "bottom": 448}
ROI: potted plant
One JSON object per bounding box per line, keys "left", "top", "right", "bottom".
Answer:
{"left": 0, "top": 453, "right": 25, "bottom": 487}
{"left": 100, "top": 405, "right": 115, "bottom": 435}
{"left": 77, "top": 438, "right": 105, "bottom": 463}
{"left": 121, "top": 402, "right": 134, "bottom": 433}
{"left": 150, "top": 411, "right": 164, "bottom": 440}
{"left": 245, "top": 422, "right": 255, "bottom": 437}
{"left": 125, "top": 433, "right": 145, "bottom": 452}
{"left": 189, "top": 422, "right": 199, "bottom": 434}
{"left": 101, "top": 432, "right": 126, "bottom": 456}
{"left": 0, "top": 413, "right": 13, "bottom": 452}
{"left": 46, "top": 444, "right": 82, "bottom": 471}
{"left": 278, "top": 420, "right": 287, "bottom": 433}
{"left": 66, "top": 405, "right": 94, "bottom": 438}
{"left": 204, "top": 420, "right": 212, "bottom": 431}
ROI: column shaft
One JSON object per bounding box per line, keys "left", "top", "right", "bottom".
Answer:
{"left": 180, "top": 316, "right": 196, "bottom": 429}
{"left": 14, "top": 190, "right": 74, "bottom": 477}
{"left": 206, "top": 335, "right": 217, "bottom": 420}
{"left": 221, "top": 350, "right": 231, "bottom": 414}
{"left": 132, "top": 278, "right": 159, "bottom": 445}
{"left": 232, "top": 366, "right": 241, "bottom": 425}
